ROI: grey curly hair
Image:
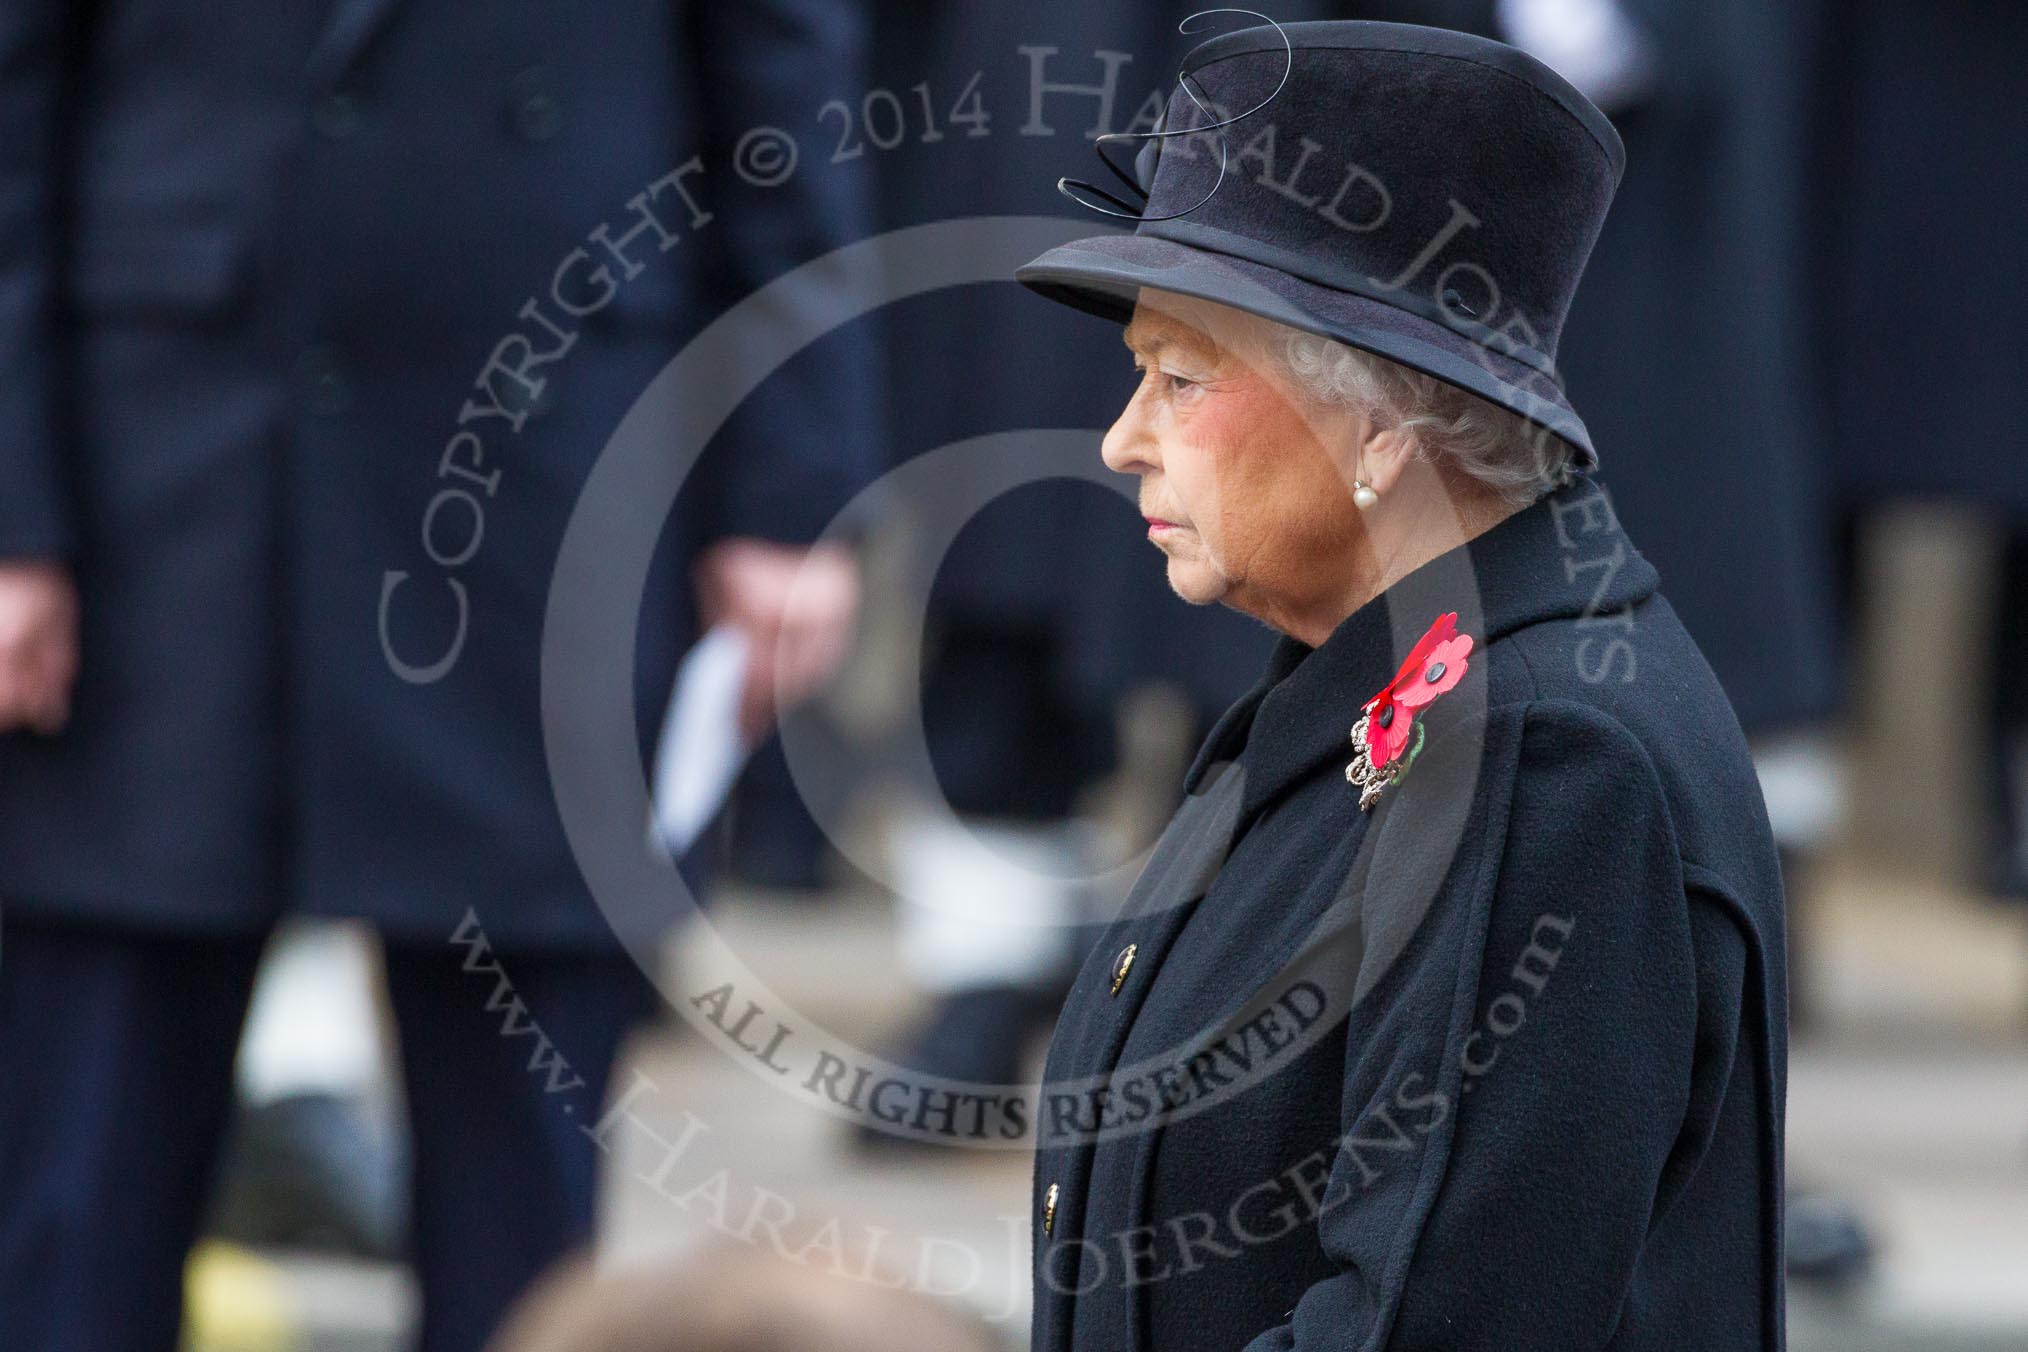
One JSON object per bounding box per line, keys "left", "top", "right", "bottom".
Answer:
{"left": 1272, "top": 328, "right": 1577, "bottom": 506}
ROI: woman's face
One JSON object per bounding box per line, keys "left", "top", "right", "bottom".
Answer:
{"left": 1102, "top": 290, "right": 1369, "bottom": 630}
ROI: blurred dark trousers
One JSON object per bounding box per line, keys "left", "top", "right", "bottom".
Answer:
{"left": 0, "top": 912, "right": 659, "bottom": 1352}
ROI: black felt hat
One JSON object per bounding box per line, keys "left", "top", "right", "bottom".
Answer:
{"left": 1015, "top": 19, "right": 1625, "bottom": 468}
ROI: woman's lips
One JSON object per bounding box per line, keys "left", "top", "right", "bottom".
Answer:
{"left": 1144, "top": 517, "right": 1180, "bottom": 533}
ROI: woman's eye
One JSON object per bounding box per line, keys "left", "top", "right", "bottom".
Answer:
{"left": 1132, "top": 363, "right": 1202, "bottom": 397}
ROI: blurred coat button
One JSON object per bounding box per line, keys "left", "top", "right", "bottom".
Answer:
{"left": 509, "top": 68, "right": 562, "bottom": 143}
{"left": 1110, "top": 944, "right": 1137, "bottom": 996}
{"left": 295, "top": 345, "right": 352, "bottom": 418}
{"left": 312, "top": 91, "right": 361, "bottom": 140}
{"left": 1042, "top": 1182, "right": 1059, "bottom": 1235}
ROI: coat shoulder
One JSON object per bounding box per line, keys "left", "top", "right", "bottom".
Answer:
{"left": 1478, "top": 589, "right": 1780, "bottom": 908}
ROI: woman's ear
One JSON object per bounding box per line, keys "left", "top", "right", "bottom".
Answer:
{"left": 1360, "top": 425, "right": 1418, "bottom": 497}
{"left": 1295, "top": 399, "right": 1378, "bottom": 497}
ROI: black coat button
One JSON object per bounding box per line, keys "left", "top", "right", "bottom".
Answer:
{"left": 312, "top": 91, "right": 361, "bottom": 140}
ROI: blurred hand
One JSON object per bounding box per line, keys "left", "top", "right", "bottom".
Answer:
{"left": 0, "top": 561, "right": 79, "bottom": 736}
{"left": 693, "top": 538, "right": 859, "bottom": 744}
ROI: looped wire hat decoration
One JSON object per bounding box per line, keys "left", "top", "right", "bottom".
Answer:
{"left": 1056, "top": 9, "right": 1294, "bottom": 223}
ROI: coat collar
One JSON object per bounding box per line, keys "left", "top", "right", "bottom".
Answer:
{"left": 1182, "top": 477, "right": 1658, "bottom": 824}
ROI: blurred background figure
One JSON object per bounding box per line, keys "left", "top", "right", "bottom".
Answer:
{"left": 487, "top": 1243, "right": 1000, "bottom": 1352}
{"left": 706, "top": 1, "right": 1292, "bottom": 1109}
{"left": 1794, "top": 0, "right": 2028, "bottom": 1297}
{"left": 1804, "top": 0, "right": 2028, "bottom": 903}
{"left": 0, "top": 3, "right": 877, "bottom": 1351}
{"left": 848, "top": 0, "right": 1258, "bottom": 1113}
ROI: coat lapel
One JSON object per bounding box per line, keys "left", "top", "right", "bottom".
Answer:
{"left": 307, "top": 0, "right": 405, "bottom": 91}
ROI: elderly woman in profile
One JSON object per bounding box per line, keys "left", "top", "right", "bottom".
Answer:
{"left": 1011, "top": 19, "right": 1788, "bottom": 1352}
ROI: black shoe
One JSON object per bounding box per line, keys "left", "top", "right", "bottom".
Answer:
{"left": 208, "top": 1091, "right": 408, "bottom": 1261}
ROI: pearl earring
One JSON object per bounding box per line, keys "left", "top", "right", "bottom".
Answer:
{"left": 1353, "top": 480, "right": 1379, "bottom": 510}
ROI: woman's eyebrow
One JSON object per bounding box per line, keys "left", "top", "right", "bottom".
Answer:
{"left": 1123, "top": 324, "right": 1216, "bottom": 359}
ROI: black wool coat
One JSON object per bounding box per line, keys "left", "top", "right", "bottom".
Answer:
{"left": 1029, "top": 477, "right": 1789, "bottom": 1351}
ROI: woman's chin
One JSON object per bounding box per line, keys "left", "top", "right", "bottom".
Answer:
{"left": 1164, "top": 560, "right": 1227, "bottom": 606}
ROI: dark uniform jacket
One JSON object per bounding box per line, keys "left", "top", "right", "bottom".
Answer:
{"left": 1810, "top": 0, "right": 2028, "bottom": 519}
{"left": 1030, "top": 478, "right": 1789, "bottom": 1350}
{"left": 0, "top": 0, "right": 878, "bottom": 946}
{"left": 1550, "top": 0, "right": 1841, "bottom": 735}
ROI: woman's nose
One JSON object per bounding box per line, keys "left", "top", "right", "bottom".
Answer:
{"left": 1100, "top": 384, "right": 1156, "bottom": 475}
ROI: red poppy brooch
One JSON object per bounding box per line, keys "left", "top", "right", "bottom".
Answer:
{"left": 1346, "top": 611, "right": 1475, "bottom": 811}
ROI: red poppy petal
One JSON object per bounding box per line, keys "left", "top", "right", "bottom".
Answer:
{"left": 1382, "top": 717, "right": 1414, "bottom": 765}
{"left": 1363, "top": 706, "right": 1389, "bottom": 762}
{"left": 1395, "top": 634, "right": 1473, "bottom": 710}
{"left": 1363, "top": 706, "right": 1392, "bottom": 762}
{"left": 1367, "top": 704, "right": 1414, "bottom": 767}
{"left": 1393, "top": 612, "right": 1458, "bottom": 689}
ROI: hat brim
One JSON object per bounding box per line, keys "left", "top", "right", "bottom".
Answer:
{"left": 1015, "top": 232, "right": 1597, "bottom": 469}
